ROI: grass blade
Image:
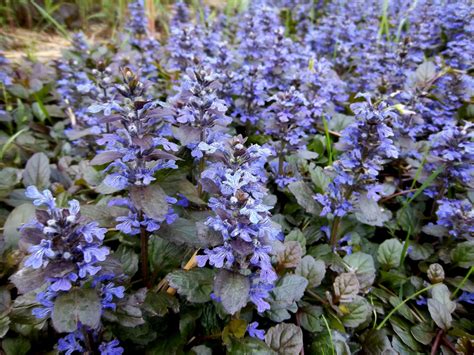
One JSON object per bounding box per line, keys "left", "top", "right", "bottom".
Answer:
{"left": 0, "top": 127, "right": 29, "bottom": 160}
{"left": 30, "top": 0, "right": 70, "bottom": 39}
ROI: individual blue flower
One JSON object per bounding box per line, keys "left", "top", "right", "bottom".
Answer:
{"left": 458, "top": 292, "right": 474, "bottom": 304}
{"left": 81, "top": 245, "right": 110, "bottom": 263}
{"left": 24, "top": 239, "right": 55, "bottom": 269}
{"left": 99, "top": 339, "right": 124, "bottom": 355}
{"left": 57, "top": 331, "right": 84, "bottom": 355}
{"left": 247, "top": 321, "right": 265, "bottom": 340}
{"left": 49, "top": 273, "right": 78, "bottom": 292}
{"left": 79, "top": 222, "right": 107, "bottom": 243}
{"left": 25, "top": 185, "right": 56, "bottom": 210}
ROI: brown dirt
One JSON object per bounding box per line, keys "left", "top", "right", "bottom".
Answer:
{"left": 0, "top": 24, "right": 112, "bottom": 63}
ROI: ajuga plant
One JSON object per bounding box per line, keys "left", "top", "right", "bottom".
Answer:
{"left": 315, "top": 94, "right": 399, "bottom": 247}
{"left": 163, "top": 66, "right": 231, "bottom": 194}
{"left": 90, "top": 68, "right": 179, "bottom": 286}
{"left": 11, "top": 186, "right": 124, "bottom": 354}
{"left": 263, "top": 86, "right": 312, "bottom": 187}
{"left": 57, "top": 33, "right": 100, "bottom": 136}
{"left": 196, "top": 135, "right": 280, "bottom": 314}
{"left": 122, "top": 0, "right": 163, "bottom": 86}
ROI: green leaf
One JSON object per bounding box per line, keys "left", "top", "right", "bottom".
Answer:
{"left": 276, "top": 241, "right": 303, "bottom": 269}
{"left": 160, "top": 175, "right": 206, "bottom": 205}
{"left": 408, "top": 243, "right": 434, "bottom": 261}
{"left": 80, "top": 204, "right": 128, "bottom": 228}
{"left": 4, "top": 203, "right": 35, "bottom": 249}
{"left": 340, "top": 295, "right": 371, "bottom": 328}
{"left": 9, "top": 267, "right": 46, "bottom": 294}
{"left": 0, "top": 316, "right": 10, "bottom": 338}
{"left": 309, "top": 165, "right": 331, "bottom": 191}
{"left": 415, "top": 61, "right": 436, "bottom": 86}
{"left": 143, "top": 291, "right": 179, "bottom": 318}
{"left": 228, "top": 337, "right": 276, "bottom": 354}
{"left": 451, "top": 241, "right": 474, "bottom": 268}
{"left": 298, "top": 304, "right": 323, "bottom": 332}
{"left": 0, "top": 168, "right": 20, "bottom": 199}
{"left": 343, "top": 252, "right": 376, "bottom": 290}
{"left": 333, "top": 272, "right": 360, "bottom": 303}
{"left": 52, "top": 288, "right": 102, "bottom": 333}
{"left": 288, "top": 181, "right": 320, "bottom": 215}
{"left": 377, "top": 239, "right": 403, "bottom": 269}
{"left": 2, "top": 337, "right": 31, "bottom": 355}
{"left": 0, "top": 287, "right": 11, "bottom": 315}
{"left": 157, "top": 218, "right": 203, "bottom": 248}
{"left": 214, "top": 270, "right": 250, "bottom": 315}
{"left": 180, "top": 309, "right": 201, "bottom": 340}
{"left": 396, "top": 204, "right": 423, "bottom": 234}
{"left": 422, "top": 224, "right": 447, "bottom": 238}
{"left": 191, "top": 345, "right": 213, "bottom": 355}
{"left": 167, "top": 268, "right": 215, "bottom": 303}
{"left": 427, "top": 299, "right": 452, "bottom": 330}
{"left": 115, "top": 245, "right": 139, "bottom": 276}
{"left": 129, "top": 184, "right": 168, "bottom": 222}
{"left": 149, "top": 238, "right": 188, "bottom": 275}
{"left": 265, "top": 323, "right": 303, "bottom": 355}
{"left": 106, "top": 289, "right": 146, "bottom": 327}
{"left": 222, "top": 319, "right": 248, "bottom": 344}
{"left": 388, "top": 296, "right": 416, "bottom": 323}
{"left": 327, "top": 113, "right": 354, "bottom": 132}
{"left": 361, "top": 329, "right": 393, "bottom": 355}
{"left": 272, "top": 275, "right": 308, "bottom": 305}
{"left": 22, "top": 152, "right": 50, "bottom": 189}
{"left": 390, "top": 319, "right": 422, "bottom": 351}
{"left": 31, "top": 102, "right": 47, "bottom": 121}
{"left": 355, "top": 193, "right": 392, "bottom": 227}
{"left": 295, "top": 255, "right": 325, "bottom": 288}
{"left": 410, "top": 323, "right": 435, "bottom": 345}
{"left": 431, "top": 284, "right": 455, "bottom": 312}
{"left": 285, "top": 229, "right": 306, "bottom": 254}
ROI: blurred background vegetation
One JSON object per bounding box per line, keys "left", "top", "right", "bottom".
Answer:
{"left": 0, "top": 0, "right": 246, "bottom": 61}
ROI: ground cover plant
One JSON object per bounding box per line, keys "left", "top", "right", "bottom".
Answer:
{"left": 0, "top": 0, "right": 473, "bottom": 354}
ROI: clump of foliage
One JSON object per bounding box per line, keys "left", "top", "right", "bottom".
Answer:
{"left": 0, "top": 0, "right": 473, "bottom": 354}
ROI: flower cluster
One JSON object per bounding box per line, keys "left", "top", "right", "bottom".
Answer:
{"left": 123, "top": 0, "right": 162, "bottom": 84}
{"left": 57, "top": 33, "right": 100, "bottom": 133}
{"left": 91, "top": 68, "right": 178, "bottom": 189}
{"left": 164, "top": 67, "right": 231, "bottom": 160}
{"left": 315, "top": 94, "right": 399, "bottom": 217}
{"left": 197, "top": 136, "right": 280, "bottom": 312}
{"left": 0, "top": 52, "right": 13, "bottom": 87}
{"left": 263, "top": 86, "right": 312, "bottom": 186}
{"left": 425, "top": 122, "right": 474, "bottom": 196}
{"left": 435, "top": 199, "right": 474, "bottom": 239}
{"left": 166, "top": 2, "right": 205, "bottom": 72}
{"left": 90, "top": 68, "right": 179, "bottom": 236}
{"left": 19, "top": 186, "right": 124, "bottom": 354}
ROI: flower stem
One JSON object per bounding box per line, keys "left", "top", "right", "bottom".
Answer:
{"left": 329, "top": 217, "right": 340, "bottom": 249}
{"left": 139, "top": 212, "right": 150, "bottom": 288}
{"left": 197, "top": 156, "right": 206, "bottom": 198}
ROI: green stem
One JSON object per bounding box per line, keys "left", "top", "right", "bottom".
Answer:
{"left": 376, "top": 284, "right": 434, "bottom": 330}
{"left": 329, "top": 217, "right": 340, "bottom": 249}
{"left": 197, "top": 156, "right": 206, "bottom": 198}
{"left": 139, "top": 212, "right": 150, "bottom": 288}
{"left": 278, "top": 141, "right": 286, "bottom": 177}
{"left": 321, "top": 315, "right": 335, "bottom": 355}
{"left": 322, "top": 115, "right": 333, "bottom": 165}
{"left": 452, "top": 266, "right": 474, "bottom": 299}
